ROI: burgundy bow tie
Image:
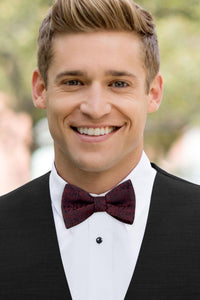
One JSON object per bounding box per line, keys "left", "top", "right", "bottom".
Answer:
{"left": 61, "top": 180, "right": 135, "bottom": 229}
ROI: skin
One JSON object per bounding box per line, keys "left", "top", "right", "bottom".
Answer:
{"left": 32, "top": 31, "right": 163, "bottom": 194}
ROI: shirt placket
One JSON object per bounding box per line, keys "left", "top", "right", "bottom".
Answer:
{"left": 88, "top": 213, "right": 113, "bottom": 300}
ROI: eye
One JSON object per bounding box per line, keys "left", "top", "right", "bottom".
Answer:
{"left": 110, "top": 81, "right": 129, "bottom": 88}
{"left": 64, "top": 80, "right": 83, "bottom": 86}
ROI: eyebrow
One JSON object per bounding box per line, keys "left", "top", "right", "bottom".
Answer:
{"left": 55, "top": 69, "right": 139, "bottom": 82}
{"left": 105, "top": 70, "right": 138, "bottom": 79}
{"left": 55, "top": 70, "right": 86, "bottom": 82}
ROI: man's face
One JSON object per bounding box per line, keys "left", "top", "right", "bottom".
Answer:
{"left": 33, "top": 31, "right": 162, "bottom": 177}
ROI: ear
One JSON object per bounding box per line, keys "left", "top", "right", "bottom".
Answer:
{"left": 147, "top": 73, "right": 163, "bottom": 113}
{"left": 32, "top": 68, "right": 47, "bottom": 109}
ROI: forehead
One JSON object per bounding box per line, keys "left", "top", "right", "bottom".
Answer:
{"left": 50, "top": 31, "right": 145, "bottom": 77}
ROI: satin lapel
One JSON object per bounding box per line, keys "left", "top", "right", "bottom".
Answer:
{"left": 124, "top": 164, "right": 200, "bottom": 299}
{"left": 124, "top": 168, "right": 167, "bottom": 299}
{"left": 24, "top": 173, "right": 73, "bottom": 299}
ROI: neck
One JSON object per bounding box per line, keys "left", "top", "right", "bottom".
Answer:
{"left": 54, "top": 151, "right": 143, "bottom": 194}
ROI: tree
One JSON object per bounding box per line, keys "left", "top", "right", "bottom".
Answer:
{"left": 0, "top": 0, "right": 50, "bottom": 121}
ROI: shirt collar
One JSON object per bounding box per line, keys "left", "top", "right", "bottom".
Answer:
{"left": 50, "top": 151, "right": 156, "bottom": 227}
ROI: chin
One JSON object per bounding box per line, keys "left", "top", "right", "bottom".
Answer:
{"left": 77, "top": 163, "right": 108, "bottom": 174}
{"left": 75, "top": 158, "right": 113, "bottom": 174}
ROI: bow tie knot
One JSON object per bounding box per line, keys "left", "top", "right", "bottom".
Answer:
{"left": 94, "top": 196, "right": 106, "bottom": 212}
{"left": 62, "top": 180, "right": 135, "bottom": 229}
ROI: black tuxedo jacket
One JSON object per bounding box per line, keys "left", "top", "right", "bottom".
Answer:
{"left": 0, "top": 164, "right": 200, "bottom": 299}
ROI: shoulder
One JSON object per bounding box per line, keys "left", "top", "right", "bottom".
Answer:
{"left": 0, "top": 172, "right": 50, "bottom": 209}
{"left": 149, "top": 164, "right": 200, "bottom": 242}
{"left": 0, "top": 172, "right": 51, "bottom": 228}
{"left": 151, "top": 163, "right": 200, "bottom": 199}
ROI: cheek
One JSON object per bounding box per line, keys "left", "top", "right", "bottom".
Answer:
{"left": 46, "top": 97, "right": 71, "bottom": 122}
{"left": 117, "top": 98, "right": 148, "bottom": 128}
{"left": 45, "top": 102, "right": 65, "bottom": 140}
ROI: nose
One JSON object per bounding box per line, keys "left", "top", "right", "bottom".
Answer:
{"left": 80, "top": 84, "right": 111, "bottom": 119}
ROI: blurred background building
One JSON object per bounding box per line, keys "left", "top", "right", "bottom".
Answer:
{"left": 0, "top": 0, "right": 200, "bottom": 195}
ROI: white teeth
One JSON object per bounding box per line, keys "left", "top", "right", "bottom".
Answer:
{"left": 100, "top": 128, "right": 105, "bottom": 135}
{"left": 94, "top": 128, "right": 100, "bottom": 136}
{"left": 88, "top": 128, "right": 94, "bottom": 135}
{"left": 76, "top": 127, "right": 116, "bottom": 136}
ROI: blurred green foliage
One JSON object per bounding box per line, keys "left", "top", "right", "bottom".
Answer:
{"left": 0, "top": 0, "right": 51, "bottom": 120}
{"left": 0, "top": 0, "right": 200, "bottom": 155}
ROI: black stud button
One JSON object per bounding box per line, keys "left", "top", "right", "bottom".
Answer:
{"left": 96, "top": 237, "right": 103, "bottom": 244}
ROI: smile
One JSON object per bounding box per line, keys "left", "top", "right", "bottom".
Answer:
{"left": 72, "top": 126, "right": 119, "bottom": 136}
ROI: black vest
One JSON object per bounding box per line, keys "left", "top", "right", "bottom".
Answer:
{"left": 0, "top": 165, "right": 200, "bottom": 299}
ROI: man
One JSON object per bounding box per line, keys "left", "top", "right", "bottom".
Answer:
{"left": 0, "top": 0, "right": 200, "bottom": 299}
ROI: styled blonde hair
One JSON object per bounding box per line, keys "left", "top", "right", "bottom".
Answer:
{"left": 37, "top": 0, "right": 160, "bottom": 92}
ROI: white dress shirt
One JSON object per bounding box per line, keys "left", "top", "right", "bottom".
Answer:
{"left": 50, "top": 152, "right": 156, "bottom": 300}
